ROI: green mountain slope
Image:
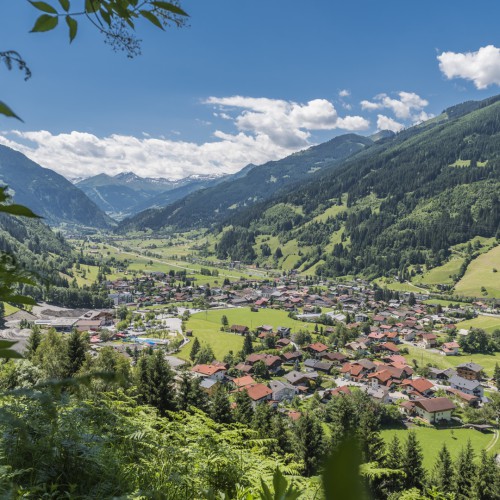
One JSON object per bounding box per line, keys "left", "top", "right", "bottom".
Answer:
{"left": 217, "top": 95, "right": 500, "bottom": 280}
{"left": 0, "top": 145, "right": 114, "bottom": 228}
{"left": 116, "top": 133, "right": 374, "bottom": 232}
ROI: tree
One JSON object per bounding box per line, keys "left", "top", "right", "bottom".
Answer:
{"left": 430, "top": 443, "right": 453, "bottom": 495}
{"left": 195, "top": 344, "right": 215, "bottom": 364}
{"left": 234, "top": 389, "right": 254, "bottom": 424}
{"left": 475, "top": 449, "right": 500, "bottom": 500}
{"left": 294, "top": 413, "right": 326, "bottom": 477}
{"left": 382, "top": 436, "right": 403, "bottom": 494}
{"left": 210, "top": 385, "right": 232, "bottom": 424}
{"left": 243, "top": 334, "right": 254, "bottom": 356}
{"left": 494, "top": 363, "right": 500, "bottom": 388}
{"left": 252, "top": 360, "right": 269, "bottom": 379}
{"left": 221, "top": 315, "right": 229, "bottom": 329}
{"left": 66, "top": 329, "right": 88, "bottom": 377}
{"left": 189, "top": 337, "right": 200, "bottom": 362}
{"left": 401, "top": 431, "right": 425, "bottom": 490}
{"left": 408, "top": 292, "right": 416, "bottom": 306}
{"left": 175, "top": 371, "right": 208, "bottom": 412}
{"left": 32, "top": 328, "right": 68, "bottom": 379}
{"left": 135, "top": 349, "right": 176, "bottom": 415}
{"left": 454, "top": 440, "right": 476, "bottom": 500}
{"left": 25, "top": 325, "right": 42, "bottom": 359}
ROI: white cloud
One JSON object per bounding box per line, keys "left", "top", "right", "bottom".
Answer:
{"left": 0, "top": 95, "right": 370, "bottom": 181}
{"left": 437, "top": 45, "right": 500, "bottom": 89}
{"left": 376, "top": 115, "right": 404, "bottom": 133}
{"left": 361, "top": 91, "right": 429, "bottom": 120}
{"left": 339, "top": 89, "right": 350, "bottom": 97}
{"left": 205, "top": 95, "right": 370, "bottom": 149}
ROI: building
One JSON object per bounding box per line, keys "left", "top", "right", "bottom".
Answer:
{"left": 449, "top": 375, "right": 484, "bottom": 397}
{"left": 456, "top": 362, "right": 483, "bottom": 380}
{"left": 413, "top": 398, "right": 455, "bottom": 424}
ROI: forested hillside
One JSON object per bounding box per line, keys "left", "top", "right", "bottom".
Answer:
{"left": 216, "top": 95, "right": 500, "bottom": 279}
{"left": 117, "top": 133, "right": 374, "bottom": 232}
{"left": 0, "top": 214, "right": 110, "bottom": 309}
{"left": 0, "top": 145, "right": 114, "bottom": 228}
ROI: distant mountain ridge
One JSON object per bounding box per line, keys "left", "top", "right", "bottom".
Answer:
{"left": 117, "top": 133, "right": 375, "bottom": 232}
{"left": 76, "top": 171, "right": 225, "bottom": 219}
{"left": 0, "top": 145, "right": 114, "bottom": 228}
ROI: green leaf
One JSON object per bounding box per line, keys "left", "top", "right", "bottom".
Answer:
{"left": 100, "top": 7, "right": 111, "bottom": 25}
{"left": 59, "top": 0, "right": 70, "bottom": 11}
{"left": 85, "top": 0, "right": 101, "bottom": 13}
{"left": 30, "top": 14, "right": 59, "bottom": 32}
{"left": 152, "top": 1, "right": 189, "bottom": 16}
{"left": 0, "top": 204, "right": 41, "bottom": 218}
{"left": 140, "top": 10, "right": 164, "bottom": 30}
{"left": 1, "top": 294, "right": 37, "bottom": 306}
{"left": 66, "top": 15, "right": 78, "bottom": 42}
{"left": 29, "top": 1, "right": 58, "bottom": 14}
{"left": 0, "top": 101, "right": 23, "bottom": 121}
{"left": 0, "top": 348, "right": 23, "bottom": 359}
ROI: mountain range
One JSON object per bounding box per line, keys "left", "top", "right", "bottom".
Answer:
{"left": 75, "top": 171, "right": 226, "bottom": 219}
{"left": 0, "top": 145, "right": 114, "bottom": 229}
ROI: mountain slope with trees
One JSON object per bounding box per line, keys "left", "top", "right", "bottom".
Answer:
{"left": 117, "top": 133, "right": 375, "bottom": 232}
{"left": 216, "top": 94, "right": 500, "bottom": 279}
{"left": 0, "top": 145, "right": 114, "bottom": 228}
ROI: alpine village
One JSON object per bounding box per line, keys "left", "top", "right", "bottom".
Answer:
{"left": 2, "top": 2, "right": 500, "bottom": 499}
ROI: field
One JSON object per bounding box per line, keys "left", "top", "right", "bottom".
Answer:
{"left": 458, "top": 315, "right": 500, "bottom": 334}
{"left": 414, "top": 258, "right": 464, "bottom": 286}
{"left": 381, "top": 427, "right": 498, "bottom": 469}
{"left": 423, "top": 298, "right": 470, "bottom": 307}
{"left": 373, "top": 279, "right": 427, "bottom": 293}
{"left": 402, "top": 344, "right": 500, "bottom": 377}
{"left": 178, "top": 307, "right": 314, "bottom": 361}
{"left": 455, "top": 245, "right": 500, "bottom": 298}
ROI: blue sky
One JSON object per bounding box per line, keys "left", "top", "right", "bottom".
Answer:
{"left": 1, "top": 0, "right": 499, "bottom": 180}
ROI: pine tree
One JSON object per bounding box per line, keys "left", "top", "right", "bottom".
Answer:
{"left": 270, "top": 413, "right": 293, "bottom": 454}
{"left": 251, "top": 400, "right": 274, "bottom": 437}
{"left": 402, "top": 431, "right": 425, "bottom": 490}
{"left": 494, "top": 363, "right": 500, "bottom": 387}
{"left": 357, "top": 407, "right": 385, "bottom": 463}
{"left": 294, "top": 413, "right": 326, "bottom": 477}
{"left": 135, "top": 349, "right": 176, "bottom": 415}
{"left": 176, "top": 371, "right": 208, "bottom": 412}
{"left": 454, "top": 440, "right": 476, "bottom": 500}
{"left": 243, "top": 334, "right": 253, "bottom": 356}
{"left": 195, "top": 344, "right": 215, "bottom": 364}
{"left": 430, "top": 443, "right": 453, "bottom": 495}
{"left": 475, "top": 449, "right": 500, "bottom": 500}
{"left": 66, "top": 329, "right": 88, "bottom": 377}
{"left": 189, "top": 337, "right": 200, "bottom": 362}
{"left": 234, "top": 389, "right": 254, "bottom": 424}
{"left": 209, "top": 385, "right": 232, "bottom": 424}
{"left": 221, "top": 315, "right": 229, "bottom": 328}
{"left": 383, "top": 436, "right": 403, "bottom": 494}
{"left": 25, "top": 326, "right": 42, "bottom": 359}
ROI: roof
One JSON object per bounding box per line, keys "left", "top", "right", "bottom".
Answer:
{"left": 403, "top": 378, "right": 434, "bottom": 393}
{"left": 246, "top": 383, "right": 273, "bottom": 401}
{"left": 450, "top": 375, "right": 481, "bottom": 391}
{"left": 191, "top": 364, "right": 226, "bottom": 377}
{"left": 457, "top": 362, "right": 483, "bottom": 373}
{"left": 308, "top": 342, "right": 329, "bottom": 352}
{"left": 414, "top": 397, "right": 455, "bottom": 413}
{"left": 232, "top": 375, "right": 256, "bottom": 388}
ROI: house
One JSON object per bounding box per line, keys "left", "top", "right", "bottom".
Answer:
{"left": 379, "top": 342, "right": 400, "bottom": 353}
{"left": 304, "top": 359, "right": 334, "bottom": 374}
{"left": 401, "top": 378, "right": 434, "bottom": 398}
{"left": 284, "top": 370, "right": 319, "bottom": 387}
{"left": 445, "top": 387, "right": 480, "bottom": 407}
{"left": 281, "top": 351, "right": 303, "bottom": 364}
{"left": 269, "top": 380, "right": 297, "bottom": 401}
{"left": 457, "top": 362, "right": 483, "bottom": 380}
{"left": 306, "top": 342, "right": 329, "bottom": 358}
{"left": 199, "top": 377, "right": 220, "bottom": 395}
{"left": 230, "top": 324, "right": 250, "bottom": 334}
{"left": 441, "top": 341, "right": 460, "bottom": 356}
{"left": 418, "top": 333, "right": 437, "bottom": 349}
{"left": 191, "top": 364, "right": 227, "bottom": 381}
{"left": 245, "top": 384, "right": 273, "bottom": 407}
{"left": 231, "top": 375, "right": 257, "bottom": 389}
{"left": 413, "top": 397, "right": 455, "bottom": 424}
{"left": 449, "top": 375, "right": 484, "bottom": 397}
{"left": 320, "top": 352, "right": 348, "bottom": 365}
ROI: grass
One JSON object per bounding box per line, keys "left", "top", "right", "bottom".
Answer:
{"left": 458, "top": 315, "right": 500, "bottom": 334}
{"left": 423, "top": 298, "right": 471, "bottom": 308}
{"left": 402, "top": 344, "right": 500, "bottom": 377}
{"left": 373, "top": 278, "right": 427, "bottom": 293}
{"left": 414, "top": 258, "right": 464, "bottom": 286}
{"left": 177, "top": 307, "right": 314, "bottom": 361}
{"left": 72, "top": 264, "right": 100, "bottom": 286}
{"left": 381, "top": 427, "right": 498, "bottom": 469}
{"left": 2, "top": 302, "right": 19, "bottom": 316}
{"left": 455, "top": 245, "right": 500, "bottom": 298}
